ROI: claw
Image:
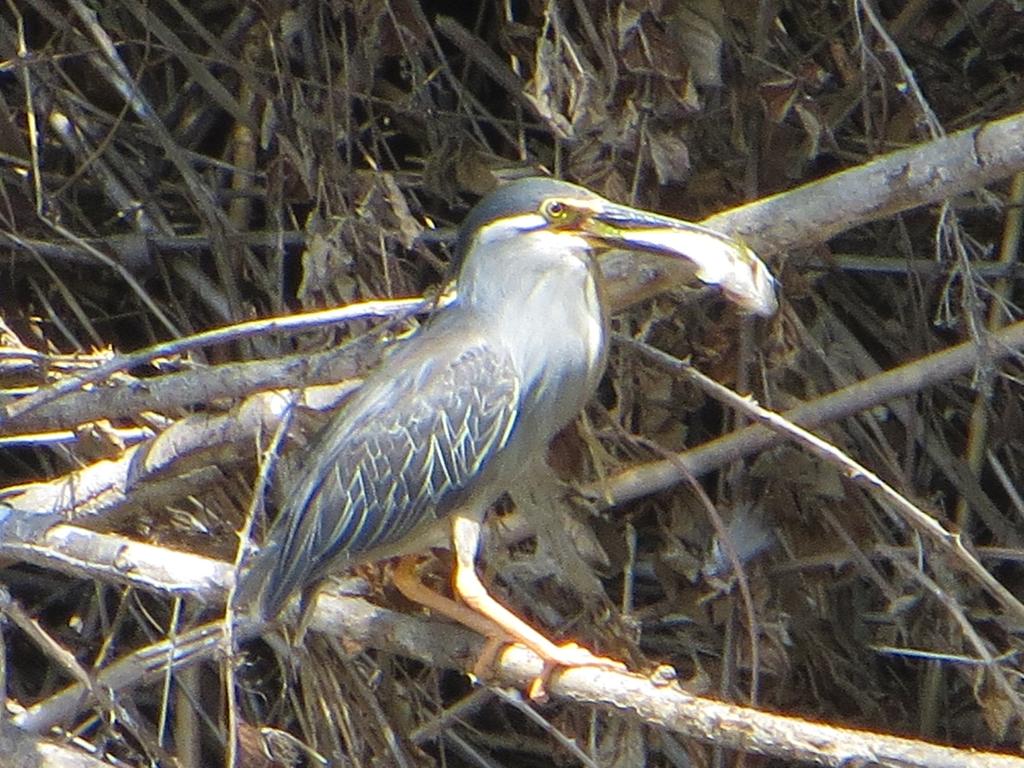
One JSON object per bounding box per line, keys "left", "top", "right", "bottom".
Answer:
{"left": 525, "top": 642, "right": 627, "bottom": 700}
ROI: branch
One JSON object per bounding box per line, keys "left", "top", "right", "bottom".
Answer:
{"left": 600, "top": 108, "right": 1024, "bottom": 309}
{"left": 8, "top": 537, "right": 1023, "bottom": 768}
{"left": 594, "top": 318, "right": 1024, "bottom": 506}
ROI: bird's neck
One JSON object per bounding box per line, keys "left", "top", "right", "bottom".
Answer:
{"left": 488, "top": 258, "right": 608, "bottom": 439}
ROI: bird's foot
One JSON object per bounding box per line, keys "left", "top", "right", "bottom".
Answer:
{"left": 527, "top": 642, "right": 626, "bottom": 700}
{"left": 472, "top": 637, "right": 507, "bottom": 680}
{"left": 536, "top": 640, "right": 626, "bottom": 670}
{"left": 473, "top": 637, "right": 626, "bottom": 700}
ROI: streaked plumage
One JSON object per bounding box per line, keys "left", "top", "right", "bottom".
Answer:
{"left": 246, "top": 326, "right": 522, "bottom": 617}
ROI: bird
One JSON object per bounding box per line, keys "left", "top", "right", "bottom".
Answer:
{"left": 237, "top": 176, "right": 778, "bottom": 681}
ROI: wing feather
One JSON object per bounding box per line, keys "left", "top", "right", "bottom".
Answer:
{"left": 242, "top": 329, "right": 521, "bottom": 618}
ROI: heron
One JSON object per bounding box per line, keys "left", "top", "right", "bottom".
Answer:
{"left": 238, "top": 176, "right": 777, "bottom": 687}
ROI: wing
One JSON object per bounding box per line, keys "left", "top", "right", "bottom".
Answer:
{"left": 242, "top": 325, "right": 521, "bottom": 619}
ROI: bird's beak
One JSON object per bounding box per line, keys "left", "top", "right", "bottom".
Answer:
{"left": 581, "top": 202, "right": 779, "bottom": 317}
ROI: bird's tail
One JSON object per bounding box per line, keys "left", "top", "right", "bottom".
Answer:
{"left": 231, "top": 541, "right": 289, "bottom": 622}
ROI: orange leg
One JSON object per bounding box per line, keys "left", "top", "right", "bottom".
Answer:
{"left": 449, "top": 514, "right": 626, "bottom": 697}
{"left": 392, "top": 555, "right": 510, "bottom": 640}
{"left": 392, "top": 555, "right": 510, "bottom": 679}
{"left": 392, "top": 517, "right": 626, "bottom": 697}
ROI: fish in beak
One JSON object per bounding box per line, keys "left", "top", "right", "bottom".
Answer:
{"left": 579, "top": 200, "right": 779, "bottom": 317}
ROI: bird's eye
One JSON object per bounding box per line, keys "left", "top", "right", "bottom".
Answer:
{"left": 544, "top": 200, "right": 567, "bottom": 219}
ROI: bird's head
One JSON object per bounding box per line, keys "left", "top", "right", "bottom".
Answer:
{"left": 453, "top": 177, "right": 778, "bottom": 317}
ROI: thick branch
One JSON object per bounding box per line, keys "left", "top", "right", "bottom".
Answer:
{"left": 9, "top": 541, "right": 1022, "bottom": 768}
{"left": 601, "top": 109, "right": 1024, "bottom": 309}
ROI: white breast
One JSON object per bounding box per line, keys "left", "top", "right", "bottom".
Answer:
{"left": 507, "top": 247, "right": 607, "bottom": 440}
{"left": 457, "top": 225, "right": 608, "bottom": 443}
